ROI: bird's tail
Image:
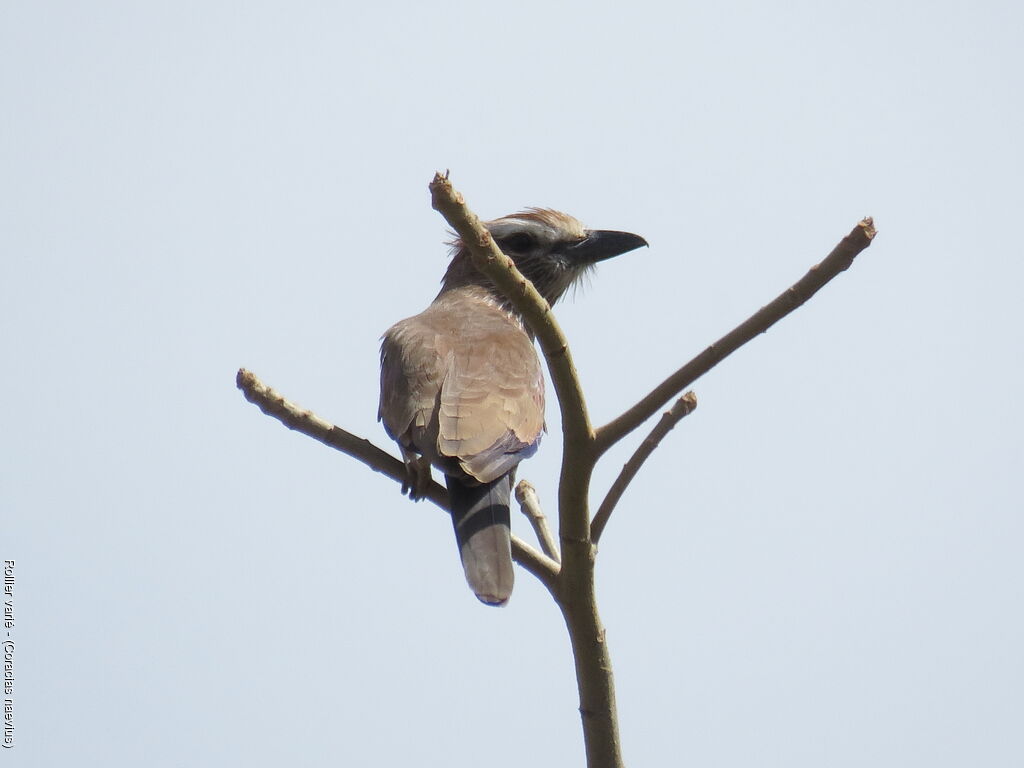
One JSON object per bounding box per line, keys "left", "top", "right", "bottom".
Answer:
{"left": 446, "top": 474, "right": 514, "bottom": 606}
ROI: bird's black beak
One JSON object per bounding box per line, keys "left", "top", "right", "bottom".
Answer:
{"left": 561, "top": 229, "right": 648, "bottom": 265}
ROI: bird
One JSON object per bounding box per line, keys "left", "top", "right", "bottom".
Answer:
{"left": 378, "top": 208, "right": 647, "bottom": 605}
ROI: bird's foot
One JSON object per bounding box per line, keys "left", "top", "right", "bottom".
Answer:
{"left": 400, "top": 451, "right": 433, "bottom": 501}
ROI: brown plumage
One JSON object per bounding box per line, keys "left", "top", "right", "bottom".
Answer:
{"left": 379, "top": 209, "right": 647, "bottom": 605}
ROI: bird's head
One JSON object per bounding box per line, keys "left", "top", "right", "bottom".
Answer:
{"left": 441, "top": 208, "right": 647, "bottom": 306}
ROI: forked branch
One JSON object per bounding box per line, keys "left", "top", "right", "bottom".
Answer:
{"left": 237, "top": 177, "right": 877, "bottom": 768}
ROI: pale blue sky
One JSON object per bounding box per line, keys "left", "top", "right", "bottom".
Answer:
{"left": 2, "top": 2, "right": 1022, "bottom": 766}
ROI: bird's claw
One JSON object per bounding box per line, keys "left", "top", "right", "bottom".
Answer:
{"left": 400, "top": 452, "right": 433, "bottom": 501}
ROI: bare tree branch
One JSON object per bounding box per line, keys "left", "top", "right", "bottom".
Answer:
{"left": 238, "top": 175, "right": 876, "bottom": 768}
{"left": 428, "top": 175, "right": 619, "bottom": 766}
{"left": 515, "top": 480, "right": 561, "bottom": 563}
{"left": 594, "top": 217, "right": 878, "bottom": 457}
{"left": 428, "top": 173, "right": 592, "bottom": 447}
{"left": 556, "top": 577, "right": 622, "bottom": 768}
{"left": 591, "top": 392, "right": 698, "bottom": 544}
{"left": 428, "top": 173, "right": 597, "bottom": 552}
{"left": 235, "top": 368, "right": 560, "bottom": 589}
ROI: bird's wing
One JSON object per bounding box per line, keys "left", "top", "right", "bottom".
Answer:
{"left": 380, "top": 295, "right": 545, "bottom": 484}
{"left": 434, "top": 308, "right": 545, "bottom": 483}
{"left": 378, "top": 319, "right": 446, "bottom": 447}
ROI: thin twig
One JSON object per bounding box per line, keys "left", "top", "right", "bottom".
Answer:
{"left": 591, "top": 392, "right": 698, "bottom": 544}
{"left": 235, "top": 368, "right": 560, "bottom": 589}
{"left": 594, "top": 217, "right": 877, "bottom": 457}
{"left": 515, "top": 480, "right": 561, "bottom": 563}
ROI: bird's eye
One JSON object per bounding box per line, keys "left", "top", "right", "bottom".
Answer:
{"left": 499, "top": 232, "right": 535, "bottom": 252}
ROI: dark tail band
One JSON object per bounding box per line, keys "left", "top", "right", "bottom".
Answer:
{"left": 446, "top": 474, "right": 514, "bottom": 605}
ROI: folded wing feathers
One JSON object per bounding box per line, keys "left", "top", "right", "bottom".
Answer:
{"left": 380, "top": 289, "right": 545, "bottom": 485}
{"left": 438, "top": 324, "right": 544, "bottom": 483}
